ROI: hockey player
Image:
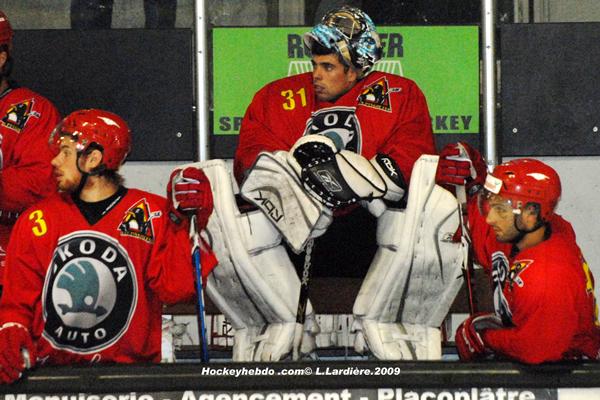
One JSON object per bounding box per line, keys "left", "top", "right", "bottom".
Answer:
{"left": 235, "top": 5, "right": 434, "bottom": 187}
{"left": 166, "top": 6, "right": 464, "bottom": 362}
{"left": 0, "top": 109, "right": 209, "bottom": 384}
{"left": 436, "top": 143, "right": 600, "bottom": 363}
{"left": 236, "top": 5, "right": 435, "bottom": 277}
{"left": 0, "top": 10, "right": 61, "bottom": 289}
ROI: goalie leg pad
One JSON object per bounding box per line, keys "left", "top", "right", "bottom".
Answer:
{"left": 184, "top": 160, "right": 319, "bottom": 361}
{"left": 241, "top": 151, "right": 333, "bottom": 254}
{"left": 352, "top": 155, "right": 464, "bottom": 360}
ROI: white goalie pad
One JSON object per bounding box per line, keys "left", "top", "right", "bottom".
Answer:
{"left": 240, "top": 151, "right": 333, "bottom": 253}
{"left": 352, "top": 155, "right": 464, "bottom": 360}
{"left": 177, "top": 160, "right": 319, "bottom": 361}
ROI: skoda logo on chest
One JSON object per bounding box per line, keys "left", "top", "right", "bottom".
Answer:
{"left": 42, "top": 231, "right": 138, "bottom": 354}
{"left": 304, "top": 106, "right": 362, "bottom": 153}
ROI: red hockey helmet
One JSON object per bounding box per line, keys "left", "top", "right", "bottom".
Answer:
{"left": 482, "top": 158, "right": 561, "bottom": 220}
{"left": 50, "top": 109, "right": 131, "bottom": 171}
{"left": 0, "top": 11, "right": 13, "bottom": 49}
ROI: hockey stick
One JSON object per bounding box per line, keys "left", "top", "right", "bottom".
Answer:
{"left": 292, "top": 239, "right": 315, "bottom": 361}
{"left": 190, "top": 214, "right": 210, "bottom": 362}
{"left": 449, "top": 144, "right": 478, "bottom": 315}
{"left": 455, "top": 185, "right": 477, "bottom": 315}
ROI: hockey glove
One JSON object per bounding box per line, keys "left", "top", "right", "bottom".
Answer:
{"left": 436, "top": 142, "right": 487, "bottom": 197}
{"left": 455, "top": 313, "right": 503, "bottom": 361}
{"left": 0, "top": 322, "right": 35, "bottom": 384}
{"left": 167, "top": 167, "right": 214, "bottom": 229}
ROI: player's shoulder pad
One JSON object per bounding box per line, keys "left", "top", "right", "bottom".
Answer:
{"left": 126, "top": 188, "right": 167, "bottom": 209}
{"left": 6, "top": 86, "right": 54, "bottom": 108}
{"left": 263, "top": 72, "right": 313, "bottom": 93}
{"left": 16, "top": 192, "right": 64, "bottom": 231}
{"left": 2, "top": 87, "right": 60, "bottom": 128}
{"left": 364, "top": 70, "right": 420, "bottom": 93}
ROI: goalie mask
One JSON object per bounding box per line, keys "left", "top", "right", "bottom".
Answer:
{"left": 304, "top": 6, "right": 382, "bottom": 76}
{"left": 479, "top": 158, "right": 561, "bottom": 221}
{"left": 49, "top": 109, "right": 131, "bottom": 173}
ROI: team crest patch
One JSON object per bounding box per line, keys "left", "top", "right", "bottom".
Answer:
{"left": 119, "top": 199, "right": 159, "bottom": 243}
{"left": 357, "top": 77, "right": 400, "bottom": 112}
{"left": 1, "top": 99, "right": 40, "bottom": 132}
{"left": 509, "top": 259, "right": 533, "bottom": 288}
{"left": 304, "top": 106, "right": 362, "bottom": 153}
{"left": 42, "top": 231, "right": 137, "bottom": 354}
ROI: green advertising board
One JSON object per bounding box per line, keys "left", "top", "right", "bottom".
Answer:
{"left": 213, "top": 26, "right": 479, "bottom": 136}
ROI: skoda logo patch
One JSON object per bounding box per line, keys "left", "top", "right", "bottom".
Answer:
{"left": 42, "top": 231, "right": 137, "bottom": 354}
{"left": 304, "top": 107, "right": 362, "bottom": 153}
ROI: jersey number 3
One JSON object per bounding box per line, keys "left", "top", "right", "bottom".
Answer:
{"left": 29, "top": 210, "right": 48, "bottom": 237}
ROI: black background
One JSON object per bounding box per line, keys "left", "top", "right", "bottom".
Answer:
{"left": 12, "top": 29, "right": 196, "bottom": 161}
{"left": 501, "top": 23, "right": 600, "bottom": 156}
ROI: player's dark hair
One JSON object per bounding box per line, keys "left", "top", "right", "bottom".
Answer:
{"left": 80, "top": 143, "right": 125, "bottom": 186}
{"left": 101, "top": 169, "right": 125, "bottom": 186}
{"left": 309, "top": 41, "right": 350, "bottom": 72}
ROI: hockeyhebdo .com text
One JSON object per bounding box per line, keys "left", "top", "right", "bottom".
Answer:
{"left": 199, "top": 366, "right": 402, "bottom": 377}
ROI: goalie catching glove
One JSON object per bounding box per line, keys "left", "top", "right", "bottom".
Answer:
{"left": 288, "top": 135, "right": 406, "bottom": 209}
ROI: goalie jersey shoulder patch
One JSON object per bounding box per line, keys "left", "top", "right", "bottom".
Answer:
{"left": 357, "top": 77, "right": 400, "bottom": 112}
{"left": 42, "top": 231, "right": 138, "bottom": 354}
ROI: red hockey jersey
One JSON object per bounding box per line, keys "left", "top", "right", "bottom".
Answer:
{"left": 235, "top": 71, "right": 435, "bottom": 183}
{"left": 0, "top": 84, "right": 60, "bottom": 282}
{"left": 468, "top": 200, "right": 600, "bottom": 363}
{"left": 0, "top": 189, "right": 196, "bottom": 365}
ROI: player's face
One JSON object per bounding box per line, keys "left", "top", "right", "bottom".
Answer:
{"left": 311, "top": 54, "right": 359, "bottom": 102}
{"left": 50, "top": 137, "right": 82, "bottom": 192}
{"left": 484, "top": 193, "right": 520, "bottom": 242}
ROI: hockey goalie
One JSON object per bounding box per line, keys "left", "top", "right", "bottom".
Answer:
{"left": 168, "top": 134, "right": 464, "bottom": 361}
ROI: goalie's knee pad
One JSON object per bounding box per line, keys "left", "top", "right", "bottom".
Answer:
{"left": 183, "top": 159, "right": 319, "bottom": 361}
{"left": 352, "top": 155, "right": 464, "bottom": 360}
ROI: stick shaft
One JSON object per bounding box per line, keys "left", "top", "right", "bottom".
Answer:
{"left": 456, "top": 186, "right": 477, "bottom": 315}
{"left": 190, "top": 215, "right": 210, "bottom": 362}
{"left": 292, "top": 239, "right": 314, "bottom": 360}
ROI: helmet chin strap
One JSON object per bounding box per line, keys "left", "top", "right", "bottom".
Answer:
{"left": 510, "top": 214, "right": 545, "bottom": 245}
{"left": 73, "top": 149, "right": 106, "bottom": 198}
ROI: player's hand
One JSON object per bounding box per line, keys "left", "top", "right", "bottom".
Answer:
{"left": 436, "top": 142, "right": 487, "bottom": 196}
{"left": 455, "top": 313, "right": 503, "bottom": 361}
{"left": 167, "top": 167, "right": 214, "bottom": 229}
{"left": 0, "top": 322, "right": 35, "bottom": 384}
